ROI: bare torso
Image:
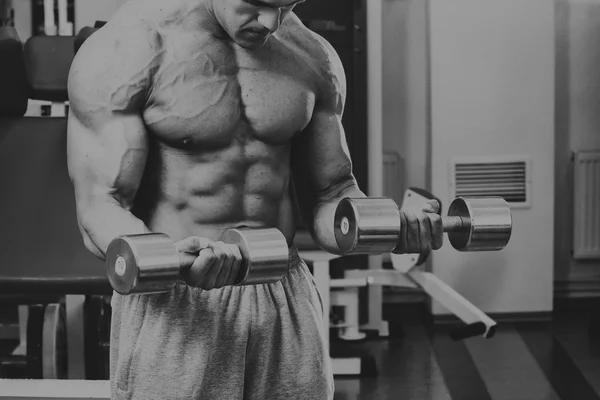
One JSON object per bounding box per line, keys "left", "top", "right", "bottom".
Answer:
{"left": 119, "top": 1, "right": 325, "bottom": 245}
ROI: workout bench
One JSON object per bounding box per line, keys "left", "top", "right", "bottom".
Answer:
{"left": 0, "top": 28, "right": 111, "bottom": 381}
{"left": 300, "top": 187, "right": 502, "bottom": 376}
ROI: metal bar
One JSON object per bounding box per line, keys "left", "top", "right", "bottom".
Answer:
{"left": 407, "top": 269, "right": 496, "bottom": 338}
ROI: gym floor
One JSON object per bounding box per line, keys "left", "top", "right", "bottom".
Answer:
{"left": 2, "top": 299, "right": 599, "bottom": 400}
{"left": 332, "top": 299, "right": 600, "bottom": 400}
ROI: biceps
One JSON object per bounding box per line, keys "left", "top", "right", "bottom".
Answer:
{"left": 67, "top": 112, "right": 149, "bottom": 209}
{"left": 293, "top": 111, "right": 355, "bottom": 196}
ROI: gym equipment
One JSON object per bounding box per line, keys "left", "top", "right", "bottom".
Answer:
{"left": 0, "top": 26, "right": 28, "bottom": 117}
{"left": 0, "top": 36, "right": 109, "bottom": 381}
{"left": 334, "top": 196, "right": 512, "bottom": 255}
{"left": 0, "top": 303, "right": 67, "bottom": 380}
{"left": 301, "top": 188, "right": 499, "bottom": 379}
{"left": 341, "top": 188, "right": 499, "bottom": 341}
{"left": 84, "top": 296, "right": 111, "bottom": 380}
{"left": 105, "top": 228, "right": 290, "bottom": 295}
{"left": 0, "top": 117, "right": 108, "bottom": 295}
{"left": 24, "top": 35, "right": 74, "bottom": 103}
{"left": 41, "top": 303, "right": 67, "bottom": 379}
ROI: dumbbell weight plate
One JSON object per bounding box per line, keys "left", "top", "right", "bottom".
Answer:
{"left": 221, "top": 228, "right": 290, "bottom": 285}
{"left": 447, "top": 197, "right": 512, "bottom": 251}
{"left": 106, "top": 234, "right": 181, "bottom": 295}
{"left": 334, "top": 197, "right": 401, "bottom": 254}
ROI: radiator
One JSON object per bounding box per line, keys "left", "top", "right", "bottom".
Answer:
{"left": 383, "top": 152, "right": 405, "bottom": 204}
{"left": 573, "top": 150, "right": 600, "bottom": 259}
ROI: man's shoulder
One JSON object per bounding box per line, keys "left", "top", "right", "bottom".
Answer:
{"left": 279, "top": 14, "right": 345, "bottom": 82}
{"left": 277, "top": 14, "right": 346, "bottom": 112}
{"left": 71, "top": 3, "right": 164, "bottom": 77}
{"left": 68, "top": 3, "right": 164, "bottom": 112}
{"left": 281, "top": 14, "right": 338, "bottom": 61}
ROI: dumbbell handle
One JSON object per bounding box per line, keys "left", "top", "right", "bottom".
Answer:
{"left": 442, "top": 216, "right": 472, "bottom": 232}
{"left": 176, "top": 248, "right": 235, "bottom": 271}
{"left": 174, "top": 247, "right": 250, "bottom": 284}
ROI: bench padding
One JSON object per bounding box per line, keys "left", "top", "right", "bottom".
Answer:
{"left": 0, "top": 118, "right": 109, "bottom": 295}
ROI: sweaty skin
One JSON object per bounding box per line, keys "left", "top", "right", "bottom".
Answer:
{"left": 67, "top": 0, "right": 365, "bottom": 272}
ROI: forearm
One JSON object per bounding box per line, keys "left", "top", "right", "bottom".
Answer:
{"left": 310, "top": 182, "right": 366, "bottom": 254}
{"left": 78, "top": 197, "right": 151, "bottom": 260}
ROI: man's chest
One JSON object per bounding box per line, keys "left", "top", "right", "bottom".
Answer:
{"left": 144, "top": 35, "right": 318, "bottom": 147}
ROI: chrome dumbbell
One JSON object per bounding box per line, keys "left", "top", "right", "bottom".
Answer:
{"left": 334, "top": 196, "right": 513, "bottom": 255}
{"left": 105, "top": 228, "right": 290, "bottom": 295}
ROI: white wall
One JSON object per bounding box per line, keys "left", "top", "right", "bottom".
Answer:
{"left": 561, "top": 0, "right": 600, "bottom": 152}
{"left": 12, "top": 0, "right": 31, "bottom": 40}
{"left": 74, "top": 0, "right": 126, "bottom": 32}
{"left": 428, "top": 0, "right": 555, "bottom": 315}
{"left": 382, "top": 0, "right": 429, "bottom": 193}
{"left": 554, "top": 0, "right": 600, "bottom": 292}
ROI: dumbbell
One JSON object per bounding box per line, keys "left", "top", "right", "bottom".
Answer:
{"left": 105, "top": 227, "right": 290, "bottom": 295}
{"left": 334, "top": 196, "right": 512, "bottom": 255}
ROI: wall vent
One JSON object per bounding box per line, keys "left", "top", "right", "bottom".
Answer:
{"left": 573, "top": 150, "right": 600, "bottom": 260}
{"left": 451, "top": 155, "right": 531, "bottom": 207}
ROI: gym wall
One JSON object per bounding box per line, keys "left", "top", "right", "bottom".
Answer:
{"left": 380, "top": 0, "right": 600, "bottom": 304}
{"left": 73, "top": 0, "right": 125, "bottom": 32}
{"left": 554, "top": 0, "right": 600, "bottom": 296}
{"left": 428, "top": 0, "right": 555, "bottom": 315}
{"left": 382, "top": 0, "right": 429, "bottom": 195}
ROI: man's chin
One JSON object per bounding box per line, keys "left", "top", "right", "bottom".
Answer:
{"left": 235, "top": 35, "right": 270, "bottom": 49}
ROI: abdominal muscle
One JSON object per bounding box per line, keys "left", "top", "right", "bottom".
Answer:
{"left": 133, "top": 139, "right": 298, "bottom": 246}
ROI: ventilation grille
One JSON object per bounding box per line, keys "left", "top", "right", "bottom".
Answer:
{"left": 573, "top": 150, "right": 600, "bottom": 259}
{"left": 453, "top": 157, "right": 530, "bottom": 205}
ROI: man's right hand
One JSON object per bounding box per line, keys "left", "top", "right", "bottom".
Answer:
{"left": 175, "top": 237, "right": 243, "bottom": 290}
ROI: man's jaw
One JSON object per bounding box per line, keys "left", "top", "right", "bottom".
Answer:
{"left": 201, "top": 0, "right": 229, "bottom": 40}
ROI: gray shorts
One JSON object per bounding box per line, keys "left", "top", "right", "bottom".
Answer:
{"left": 109, "top": 245, "right": 334, "bottom": 400}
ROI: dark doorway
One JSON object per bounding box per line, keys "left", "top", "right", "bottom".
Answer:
{"left": 294, "top": 0, "right": 368, "bottom": 191}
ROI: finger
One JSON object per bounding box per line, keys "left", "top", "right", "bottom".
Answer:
{"left": 394, "top": 212, "right": 408, "bottom": 254}
{"left": 421, "top": 199, "right": 440, "bottom": 214}
{"left": 397, "top": 212, "right": 412, "bottom": 253}
{"left": 175, "top": 236, "right": 213, "bottom": 253}
{"left": 218, "top": 244, "right": 237, "bottom": 286}
{"left": 405, "top": 212, "right": 422, "bottom": 253}
{"left": 429, "top": 213, "right": 444, "bottom": 250}
{"left": 416, "top": 251, "right": 430, "bottom": 266}
{"left": 205, "top": 243, "right": 227, "bottom": 289}
{"left": 225, "top": 244, "right": 244, "bottom": 285}
{"left": 417, "top": 211, "right": 432, "bottom": 254}
{"left": 182, "top": 248, "right": 216, "bottom": 288}
{"left": 212, "top": 242, "right": 233, "bottom": 289}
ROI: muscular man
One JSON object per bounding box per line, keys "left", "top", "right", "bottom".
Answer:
{"left": 67, "top": 0, "right": 443, "bottom": 398}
